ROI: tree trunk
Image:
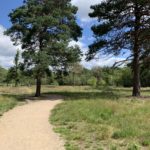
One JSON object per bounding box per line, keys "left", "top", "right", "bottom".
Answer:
{"left": 35, "top": 77, "right": 41, "bottom": 97}
{"left": 73, "top": 72, "right": 75, "bottom": 86}
{"left": 132, "top": 5, "right": 141, "bottom": 97}
{"left": 15, "top": 80, "right": 18, "bottom": 87}
{"left": 132, "top": 52, "right": 140, "bottom": 97}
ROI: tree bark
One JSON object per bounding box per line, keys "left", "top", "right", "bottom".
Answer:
{"left": 15, "top": 79, "right": 18, "bottom": 87}
{"left": 35, "top": 77, "right": 41, "bottom": 97}
{"left": 132, "top": 4, "right": 141, "bottom": 97}
{"left": 15, "top": 82, "right": 18, "bottom": 87}
{"left": 132, "top": 51, "right": 140, "bottom": 97}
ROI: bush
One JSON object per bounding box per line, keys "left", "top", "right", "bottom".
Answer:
{"left": 98, "top": 79, "right": 106, "bottom": 86}
{"left": 87, "top": 77, "right": 97, "bottom": 87}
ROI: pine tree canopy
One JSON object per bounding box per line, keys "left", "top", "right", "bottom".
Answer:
{"left": 87, "top": 0, "right": 150, "bottom": 61}
{"left": 5, "top": 0, "right": 82, "bottom": 96}
{"left": 87, "top": 0, "right": 150, "bottom": 96}
{"left": 5, "top": 0, "right": 82, "bottom": 76}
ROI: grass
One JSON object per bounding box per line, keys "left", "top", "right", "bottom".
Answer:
{"left": 0, "top": 95, "right": 19, "bottom": 116}
{"left": 0, "top": 85, "right": 78, "bottom": 117}
{"left": 0, "top": 86, "right": 33, "bottom": 116}
{"left": 0, "top": 85, "right": 150, "bottom": 149}
{"left": 0, "top": 85, "right": 72, "bottom": 116}
{"left": 50, "top": 86, "right": 150, "bottom": 150}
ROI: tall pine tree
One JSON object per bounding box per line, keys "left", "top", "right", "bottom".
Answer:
{"left": 87, "top": 0, "right": 150, "bottom": 96}
{"left": 6, "top": 0, "right": 82, "bottom": 96}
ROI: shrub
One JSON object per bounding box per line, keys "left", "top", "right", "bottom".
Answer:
{"left": 87, "top": 77, "right": 97, "bottom": 87}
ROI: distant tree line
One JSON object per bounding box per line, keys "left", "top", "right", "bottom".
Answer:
{"left": 0, "top": 62, "right": 149, "bottom": 88}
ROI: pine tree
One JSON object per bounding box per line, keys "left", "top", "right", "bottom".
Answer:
{"left": 87, "top": 0, "right": 150, "bottom": 96}
{"left": 6, "top": 0, "right": 82, "bottom": 96}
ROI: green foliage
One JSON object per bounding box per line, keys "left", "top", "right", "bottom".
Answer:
{"left": 87, "top": 0, "right": 150, "bottom": 96}
{"left": 98, "top": 79, "right": 106, "bottom": 86}
{"left": 121, "top": 68, "right": 132, "bottom": 87}
{"left": 110, "top": 145, "right": 117, "bottom": 150}
{"left": 140, "top": 57, "right": 150, "bottom": 87}
{"left": 0, "top": 66, "right": 7, "bottom": 84}
{"left": 87, "top": 77, "right": 97, "bottom": 87}
{"left": 0, "top": 95, "right": 18, "bottom": 116}
{"left": 6, "top": 0, "right": 82, "bottom": 96}
{"left": 55, "top": 66, "right": 149, "bottom": 87}
{"left": 5, "top": 51, "right": 21, "bottom": 86}
{"left": 141, "top": 139, "right": 150, "bottom": 147}
{"left": 87, "top": 0, "right": 150, "bottom": 60}
{"left": 128, "top": 144, "right": 139, "bottom": 150}
{"left": 1, "top": 64, "right": 149, "bottom": 88}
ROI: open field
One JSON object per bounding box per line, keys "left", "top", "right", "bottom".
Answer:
{"left": 0, "top": 86, "right": 150, "bottom": 150}
{"left": 50, "top": 86, "right": 150, "bottom": 150}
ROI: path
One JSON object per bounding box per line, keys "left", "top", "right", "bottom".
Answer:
{"left": 0, "top": 96, "right": 64, "bottom": 150}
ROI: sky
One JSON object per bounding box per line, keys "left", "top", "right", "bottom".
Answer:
{"left": 0, "top": 0, "right": 124, "bottom": 69}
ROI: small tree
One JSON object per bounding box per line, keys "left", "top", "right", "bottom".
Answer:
{"left": 87, "top": 77, "right": 97, "bottom": 87}
{"left": 14, "top": 50, "right": 20, "bottom": 87}
{"left": 0, "top": 66, "right": 7, "bottom": 84}
{"left": 69, "top": 63, "right": 83, "bottom": 86}
{"left": 91, "top": 67, "right": 102, "bottom": 86}
{"left": 5, "top": 50, "right": 20, "bottom": 86}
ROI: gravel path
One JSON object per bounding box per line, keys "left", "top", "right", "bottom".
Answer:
{"left": 0, "top": 98, "right": 64, "bottom": 150}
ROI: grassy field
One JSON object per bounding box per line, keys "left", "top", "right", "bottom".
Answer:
{"left": 0, "top": 85, "right": 64, "bottom": 116}
{"left": 0, "top": 86, "right": 35, "bottom": 116}
{"left": 50, "top": 86, "right": 150, "bottom": 150}
{"left": 0, "top": 95, "right": 17, "bottom": 116}
{"left": 0, "top": 85, "right": 150, "bottom": 150}
{"left": 0, "top": 95, "right": 23, "bottom": 116}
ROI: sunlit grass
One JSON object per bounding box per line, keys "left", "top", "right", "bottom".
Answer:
{"left": 50, "top": 86, "right": 150, "bottom": 150}
{"left": 0, "top": 95, "right": 18, "bottom": 116}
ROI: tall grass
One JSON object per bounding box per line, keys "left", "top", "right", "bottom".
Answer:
{"left": 0, "top": 95, "right": 18, "bottom": 116}
{"left": 50, "top": 86, "right": 150, "bottom": 150}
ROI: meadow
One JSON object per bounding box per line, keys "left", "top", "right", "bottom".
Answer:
{"left": 50, "top": 86, "right": 150, "bottom": 150}
{"left": 0, "top": 86, "right": 150, "bottom": 150}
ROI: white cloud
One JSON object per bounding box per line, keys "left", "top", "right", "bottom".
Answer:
{"left": 72, "top": 0, "right": 101, "bottom": 22}
{"left": 0, "top": 25, "right": 20, "bottom": 68}
{"left": 0, "top": 23, "right": 123, "bottom": 69}
{"left": 81, "top": 57, "right": 125, "bottom": 69}
{"left": 69, "top": 40, "right": 125, "bottom": 68}
{"left": 69, "top": 40, "right": 87, "bottom": 52}
{"left": 0, "top": 22, "right": 124, "bottom": 69}
{"left": 70, "top": 0, "right": 126, "bottom": 68}
{"left": 0, "top": 56, "right": 14, "bottom": 68}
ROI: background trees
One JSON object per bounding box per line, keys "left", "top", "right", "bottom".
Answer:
{"left": 87, "top": 0, "right": 150, "bottom": 96}
{"left": 0, "top": 0, "right": 149, "bottom": 94}
{"left": 0, "top": 67, "right": 7, "bottom": 85}
{"left": 5, "top": 51, "right": 20, "bottom": 86}
{"left": 6, "top": 0, "right": 82, "bottom": 96}
{"left": 0, "top": 64, "right": 150, "bottom": 87}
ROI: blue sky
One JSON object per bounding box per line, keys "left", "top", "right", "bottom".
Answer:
{"left": 0, "top": 0, "right": 124, "bottom": 68}
{"left": 0, "top": 0, "right": 23, "bottom": 28}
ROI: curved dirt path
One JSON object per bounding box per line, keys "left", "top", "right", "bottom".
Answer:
{"left": 0, "top": 97, "right": 65, "bottom": 150}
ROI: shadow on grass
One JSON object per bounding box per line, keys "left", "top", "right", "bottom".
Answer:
{"left": 46, "top": 90, "right": 120, "bottom": 101}
{"left": 1, "top": 86, "right": 121, "bottom": 101}
{"left": 0, "top": 94, "right": 28, "bottom": 102}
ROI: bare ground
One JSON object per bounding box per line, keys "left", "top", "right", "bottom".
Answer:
{"left": 0, "top": 97, "right": 65, "bottom": 150}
